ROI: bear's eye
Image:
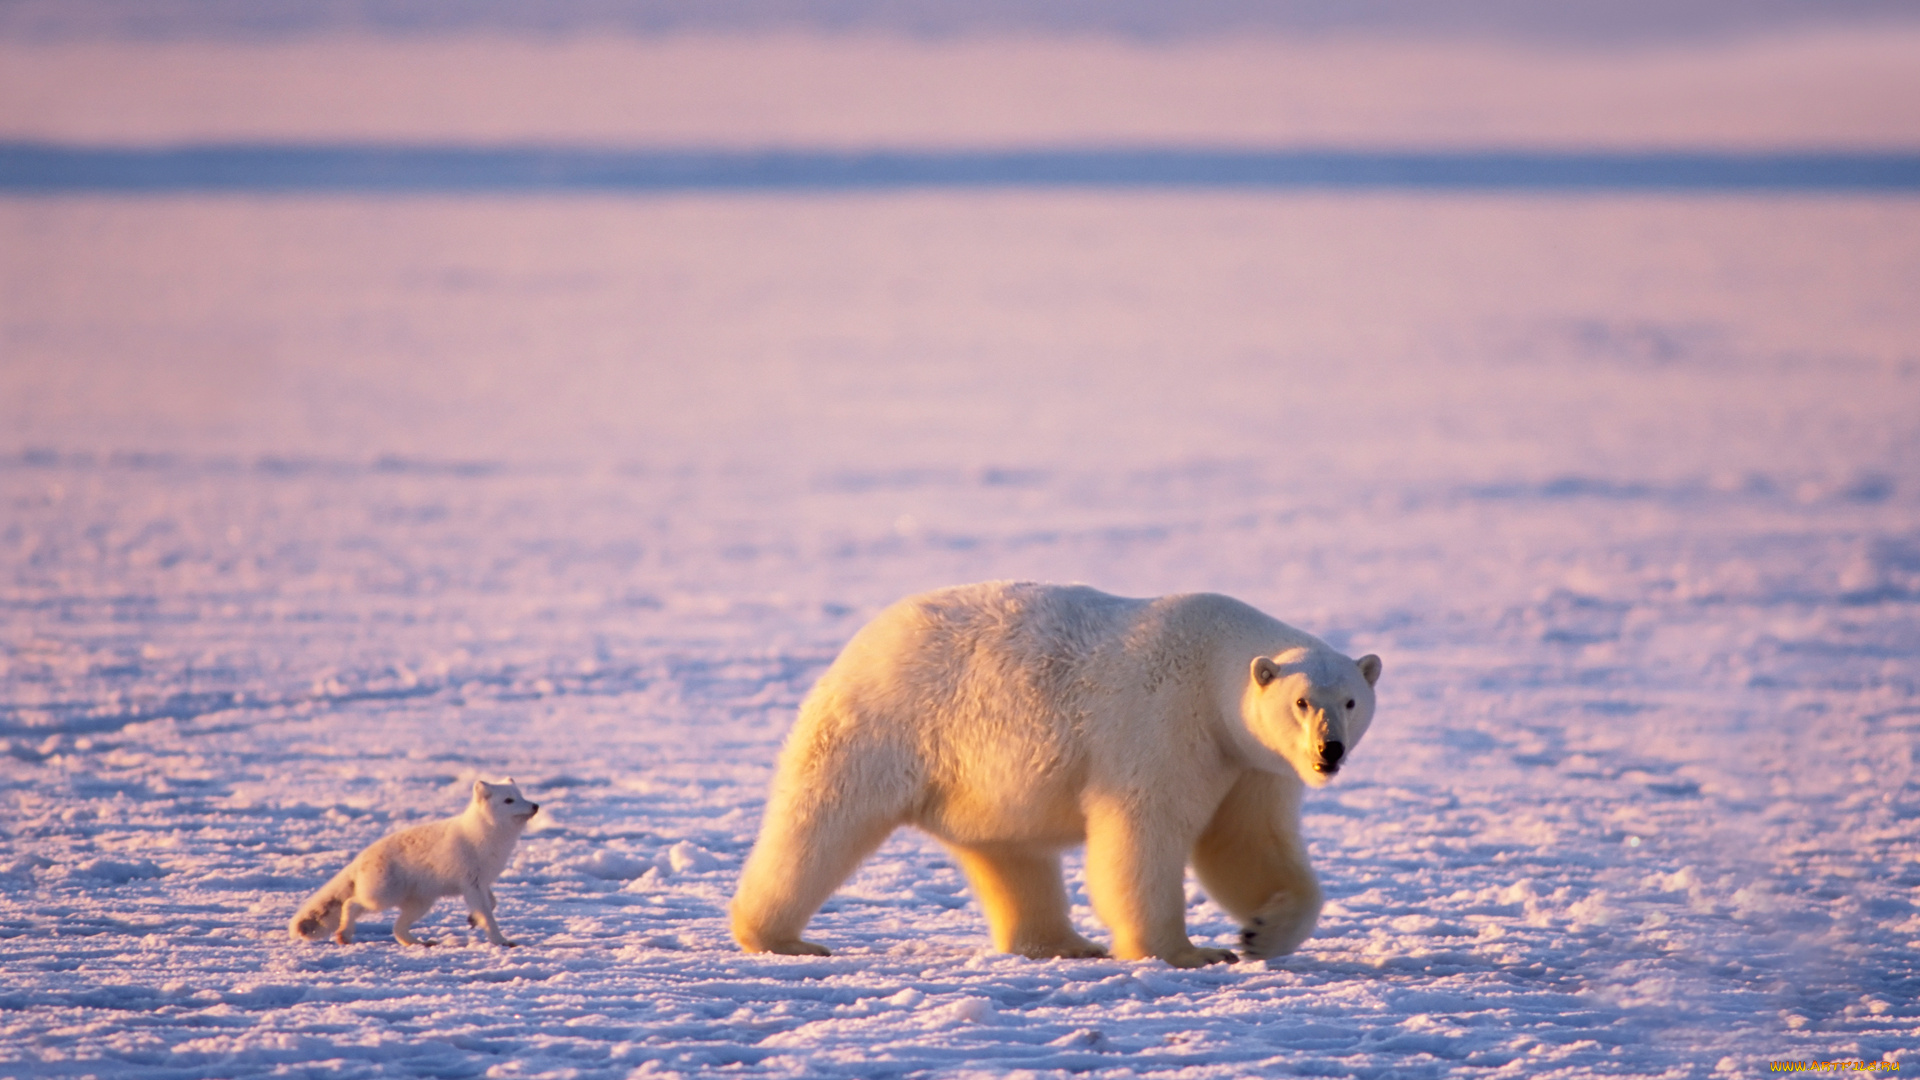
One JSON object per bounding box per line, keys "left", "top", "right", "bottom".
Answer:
{"left": 1295, "top": 698, "right": 1308, "bottom": 710}
{"left": 1346, "top": 699, "right": 1356, "bottom": 710}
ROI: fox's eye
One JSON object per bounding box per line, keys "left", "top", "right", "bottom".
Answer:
{"left": 1346, "top": 699, "right": 1356, "bottom": 710}
{"left": 1295, "top": 698, "right": 1308, "bottom": 709}
{"left": 504, "top": 798, "right": 515, "bottom": 804}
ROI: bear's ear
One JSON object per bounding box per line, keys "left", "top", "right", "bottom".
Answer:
{"left": 1356, "top": 654, "right": 1382, "bottom": 687}
{"left": 1251, "top": 657, "right": 1280, "bottom": 688}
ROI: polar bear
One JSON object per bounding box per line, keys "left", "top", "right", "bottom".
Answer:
{"left": 730, "top": 581, "right": 1381, "bottom": 968}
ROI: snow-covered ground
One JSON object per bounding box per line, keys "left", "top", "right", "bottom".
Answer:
{"left": 5, "top": 190, "right": 1915, "bottom": 1079}
{"left": 4, "top": 18, "right": 1920, "bottom": 1079}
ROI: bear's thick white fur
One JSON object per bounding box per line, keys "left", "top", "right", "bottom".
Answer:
{"left": 731, "top": 581, "right": 1381, "bottom": 968}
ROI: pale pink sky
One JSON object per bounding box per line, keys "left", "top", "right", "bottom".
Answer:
{"left": 4, "top": 28, "right": 1919, "bottom": 148}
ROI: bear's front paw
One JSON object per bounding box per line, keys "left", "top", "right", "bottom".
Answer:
{"left": 1162, "top": 946, "right": 1238, "bottom": 969}
{"left": 1015, "top": 935, "right": 1109, "bottom": 960}
{"left": 1239, "top": 904, "right": 1315, "bottom": 959}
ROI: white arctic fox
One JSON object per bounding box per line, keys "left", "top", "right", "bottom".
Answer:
{"left": 289, "top": 779, "right": 538, "bottom": 947}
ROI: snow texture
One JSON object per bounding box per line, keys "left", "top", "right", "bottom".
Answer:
{"left": 4, "top": 29, "right": 1920, "bottom": 1080}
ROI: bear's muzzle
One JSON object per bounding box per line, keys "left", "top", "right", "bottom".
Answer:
{"left": 1313, "top": 740, "right": 1345, "bottom": 775}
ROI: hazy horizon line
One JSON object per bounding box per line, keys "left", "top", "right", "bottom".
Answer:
{"left": 4, "top": 142, "right": 1919, "bottom": 194}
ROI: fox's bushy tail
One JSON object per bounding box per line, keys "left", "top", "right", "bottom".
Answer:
{"left": 288, "top": 868, "right": 355, "bottom": 941}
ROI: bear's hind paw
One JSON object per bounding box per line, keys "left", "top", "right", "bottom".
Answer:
{"left": 762, "top": 939, "right": 832, "bottom": 957}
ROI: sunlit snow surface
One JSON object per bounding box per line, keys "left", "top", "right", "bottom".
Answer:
{"left": 3, "top": 192, "right": 1919, "bottom": 1078}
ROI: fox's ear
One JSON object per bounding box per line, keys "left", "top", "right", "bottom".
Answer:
{"left": 473, "top": 780, "right": 492, "bottom": 798}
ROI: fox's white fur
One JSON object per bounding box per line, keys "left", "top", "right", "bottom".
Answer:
{"left": 289, "top": 779, "right": 538, "bottom": 947}
{"left": 732, "top": 582, "right": 1382, "bottom": 968}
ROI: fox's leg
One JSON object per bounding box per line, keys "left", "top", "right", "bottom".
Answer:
{"left": 462, "top": 885, "right": 515, "bottom": 947}
{"left": 392, "top": 897, "right": 437, "bottom": 947}
{"left": 949, "top": 843, "right": 1105, "bottom": 959}
{"left": 467, "top": 888, "right": 496, "bottom": 930}
{"left": 334, "top": 897, "right": 360, "bottom": 945}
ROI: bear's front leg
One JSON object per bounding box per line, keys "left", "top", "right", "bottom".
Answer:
{"left": 1084, "top": 797, "right": 1236, "bottom": 968}
{"left": 1191, "top": 771, "right": 1323, "bottom": 959}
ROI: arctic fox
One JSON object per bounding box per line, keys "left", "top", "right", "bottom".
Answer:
{"left": 289, "top": 779, "right": 538, "bottom": 947}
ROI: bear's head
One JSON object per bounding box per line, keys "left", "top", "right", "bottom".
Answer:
{"left": 1244, "top": 648, "right": 1382, "bottom": 787}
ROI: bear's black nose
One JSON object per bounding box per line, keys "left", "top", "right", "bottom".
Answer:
{"left": 1319, "top": 741, "right": 1345, "bottom": 766}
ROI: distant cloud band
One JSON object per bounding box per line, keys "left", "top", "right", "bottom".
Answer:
{"left": 3, "top": 142, "right": 1918, "bottom": 193}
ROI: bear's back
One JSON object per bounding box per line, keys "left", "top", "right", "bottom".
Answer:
{"left": 783, "top": 582, "right": 1319, "bottom": 844}
{"left": 827, "top": 581, "right": 1294, "bottom": 709}
{"left": 823, "top": 582, "right": 1135, "bottom": 712}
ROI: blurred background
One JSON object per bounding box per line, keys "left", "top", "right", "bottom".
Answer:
{"left": 4, "top": 0, "right": 1918, "bottom": 476}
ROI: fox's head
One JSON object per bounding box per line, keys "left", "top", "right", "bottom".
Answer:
{"left": 472, "top": 778, "right": 539, "bottom": 828}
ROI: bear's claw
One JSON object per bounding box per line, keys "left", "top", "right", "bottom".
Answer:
{"left": 1163, "top": 946, "right": 1238, "bottom": 968}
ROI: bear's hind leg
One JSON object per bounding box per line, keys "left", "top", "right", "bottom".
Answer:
{"left": 1191, "top": 771, "right": 1322, "bottom": 959}
{"left": 949, "top": 844, "right": 1106, "bottom": 959}
{"left": 732, "top": 791, "right": 900, "bottom": 956}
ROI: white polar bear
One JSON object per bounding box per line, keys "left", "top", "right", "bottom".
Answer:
{"left": 731, "top": 581, "right": 1381, "bottom": 968}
